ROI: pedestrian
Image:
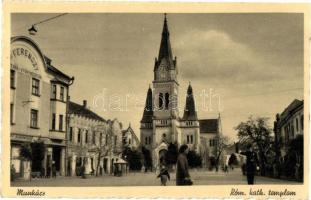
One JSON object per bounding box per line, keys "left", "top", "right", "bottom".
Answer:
{"left": 52, "top": 163, "right": 56, "bottom": 178}
{"left": 47, "top": 166, "right": 51, "bottom": 178}
{"left": 11, "top": 164, "right": 16, "bottom": 182}
{"left": 242, "top": 144, "right": 258, "bottom": 185}
{"left": 157, "top": 158, "right": 170, "bottom": 186}
{"left": 40, "top": 167, "right": 45, "bottom": 178}
{"left": 176, "top": 144, "right": 192, "bottom": 186}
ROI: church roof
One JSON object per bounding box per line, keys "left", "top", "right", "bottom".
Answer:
{"left": 141, "top": 87, "right": 153, "bottom": 123}
{"left": 182, "top": 84, "right": 198, "bottom": 120}
{"left": 69, "top": 101, "right": 105, "bottom": 122}
{"left": 154, "top": 14, "right": 176, "bottom": 71}
{"left": 199, "top": 119, "right": 219, "bottom": 133}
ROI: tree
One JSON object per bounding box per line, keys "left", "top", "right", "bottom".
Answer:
{"left": 235, "top": 116, "right": 272, "bottom": 176}
{"left": 141, "top": 146, "right": 152, "bottom": 171}
{"left": 30, "top": 140, "right": 45, "bottom": 172}
{"left": 93, "top": 125, "right": 114, "bottom": 176}
{"left": 213, "top": 135, "right": 230, "bottom": 167}
{"left": 165, "top": 142, "right": 178, "bottom": 168}
{"left": 19, "top": 143, "right": 32, "bottom": 181}
{"left": 187, "top": 150, "right": 202, "bottom": 168}
{"left": 228, "top": 153, "right": 238, "bottom": 166}
{"left": 284, "top": 135, "right": 303, "bottom": 181}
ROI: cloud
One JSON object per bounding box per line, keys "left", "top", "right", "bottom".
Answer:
{"left": 174, "top": 29, "right": 278, "bottom": 86}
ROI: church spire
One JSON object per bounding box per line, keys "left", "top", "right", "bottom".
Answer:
{"left": 141, "top": 87, "right": 153, "bottom": 123}
{"left": 158, "top": 13, "right": 173, "bottom": 62}
{"left": 182, "top": 83, "right": 197, "bottom": 120}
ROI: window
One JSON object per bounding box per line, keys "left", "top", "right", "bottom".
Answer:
{"left": 10, "top": 103, "right": 14, "bottom": 124}
{"left": 105, "top": 134, "right": 108, "bottom": 145}
{"left": 51, "top": 85, "right": 57, "bottom": 99}
{"left": 296, "top": 118, "right": 299, "bottom": 132}
{"left": 145, "top": 137, "right": 148, "bottom": 145}
{"left": 52, "top": 113, "right": 56, "bottom": 130}
{"left": 69, "top": 127, "right": 73, "bottom": 142}
{"left": 32, "top": 78, "right": 40, "bottom": 96}
{"left": 129, "top": 138, "right": 131, "bottom": 145}
{"left": 165, "top": 93, "right": 169, "bottom": 109}
{"left": 77, "top": 129, "right": 81, "bottom": 143}
{"left": 30, "top": 109, "right": 38, "bottom": 128}
{"left": 190, "top": 135, "right": 193, "bottom": 144}
{"left": 10, "top": 70, "right": 15, "bottom": 88}
{"left": 59, "top": 115, "right": 63, "bottom": 131}
{"left": 159, "top": 93, "right": 163, "bottom": 109}
{"left": 92, "top": 131, "right": 96, "bottom": 144}
{"left": 301, "top": 115, "right": 303, "bottom": 131}
{"left": 60, "top": 86, "right": 64, "bottom": 101}
{"left": 85, "top": 130, "right": 88, "bottom": 144}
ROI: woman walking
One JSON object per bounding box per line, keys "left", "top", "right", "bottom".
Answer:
{"left": 176, "top": 144, "right": 192, "bottom": 186}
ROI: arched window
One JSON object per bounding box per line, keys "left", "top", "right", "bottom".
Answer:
{"left": 165, "top": 93, "right": 169, "bottom": 109}
{"left": 159, "top": 93, "right": 163, "bottom": 109}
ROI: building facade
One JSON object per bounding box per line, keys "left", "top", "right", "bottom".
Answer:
{"left": 122, "top": 124, "right": 140, "bottom": 150}
{"left": 67, "top": 101, "right": 125, "bottom": 176}
{"left": 10, "top": 36, "right": 73, "bottom": 179}
{"left": 140, "top": 16, "right": 221, "bottom": 168}
{"left": 199, "top": 117, "right": 222, "bottom": 168}
{"left": 274, "top": 99, "right": 304, "bottom": 157}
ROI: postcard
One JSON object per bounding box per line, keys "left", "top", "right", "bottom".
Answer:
{"left": 2, "top": 2, "right": 310, "bottom": 199}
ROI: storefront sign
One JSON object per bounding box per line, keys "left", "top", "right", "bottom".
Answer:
{"left": 11, "top": 47, "right": 39, "bottom": 70}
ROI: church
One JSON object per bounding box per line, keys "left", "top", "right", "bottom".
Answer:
{"left": 140, "top": 15, "right": 222, "bottom": 168}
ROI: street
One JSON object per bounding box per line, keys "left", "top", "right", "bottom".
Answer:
{"left": 11, "top": 169, "right": 299, "bottom": 187}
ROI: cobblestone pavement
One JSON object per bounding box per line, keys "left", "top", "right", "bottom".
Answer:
{"left": 11, "top": 169, "right": 300, "bottom": 187}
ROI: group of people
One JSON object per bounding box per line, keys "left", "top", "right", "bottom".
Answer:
{"left": 157, "top": 144, "right": 193, "bottom": 186}
{"left": 156, "top": 144, "right": 258, "bottom": 186}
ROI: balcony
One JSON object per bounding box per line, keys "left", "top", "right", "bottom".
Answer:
{"left": 49, "top": 130, "right": 66, "bottom": 140}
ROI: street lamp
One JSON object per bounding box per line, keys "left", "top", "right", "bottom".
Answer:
{"left": 28, "top": 25, "right": 37, "bottom": 35}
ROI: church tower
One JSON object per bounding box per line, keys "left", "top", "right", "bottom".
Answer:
{"left": 152, "top": 14, "right": 179, "bottom": 148}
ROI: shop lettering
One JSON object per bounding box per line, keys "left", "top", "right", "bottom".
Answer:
{"left": 10, "top": 64, "right": 41, "bottom": 79}
{"left": 11, "top": 48, "right": 38, "bottom": 70}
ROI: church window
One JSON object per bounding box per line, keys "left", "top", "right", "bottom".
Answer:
{"left": 145, "top": 137, "right": 148, "bottom": 145}
{"left": 190, "top": 135, "right": 193, "bottom": 144}
{"left": 187, "top": 135, "right": 190, "bottom": 143}
{"left": 165, "top": 93, "right": 169, "bottom": 109}
{"left": 159, "top": 93, "right": 163, "bottom": 109}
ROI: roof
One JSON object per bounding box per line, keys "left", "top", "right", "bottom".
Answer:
{"left": 141, "top": 87, "right": 153, "bottom": 123}
{"left": 199, "top": 119, "right": 219, "bottom": 133}
{"left": 182, "top": 84, "right": 197, "bottom": 120}
{"left": 122, "top": 125, "right": 140, "bottom": 142}
{"left": 68, "top": 101, "right": 105, "bottom": 122}
{"left": 280, "top": 99, "right": 303, "bottom": 119}
{"left": 154, "top": 15, "right": 176, "bottom": 71}
{"left": 11, "top": 36, "right": 72, "bottom": 82}
{"left": 44, "top": 56, "right": 71, "bottom": 81}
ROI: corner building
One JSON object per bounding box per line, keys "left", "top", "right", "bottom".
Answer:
{"left": 10, "top": 36, "right": 73, "bottom": 178}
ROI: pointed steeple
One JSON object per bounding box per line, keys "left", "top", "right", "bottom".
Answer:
{"left": 158, "top": 14, "right": 173, "bottom": 61}
{"left": 154, "top": 14, "right": 176, "bottom": 71}
{"left": 141, "top": 87, "right": 153, "bottom": 123}
{"left": 182, "top": 83, "right": 197, "bottom": 120}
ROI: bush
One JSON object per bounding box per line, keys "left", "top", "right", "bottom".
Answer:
{"left": 187, "top": 150, "right": 202, "bottom": 168}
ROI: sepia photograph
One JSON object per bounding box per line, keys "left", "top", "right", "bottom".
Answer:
{"left": 2, "top": 3, "right": 309, "bottom": 198}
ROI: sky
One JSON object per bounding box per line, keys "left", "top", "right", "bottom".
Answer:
{"left": 11, "top": 13, "right": 304, "bottom": 141}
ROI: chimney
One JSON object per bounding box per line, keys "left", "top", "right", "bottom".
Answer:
{"left": 83, "top": 100, "right": 87, "bottom": 108}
